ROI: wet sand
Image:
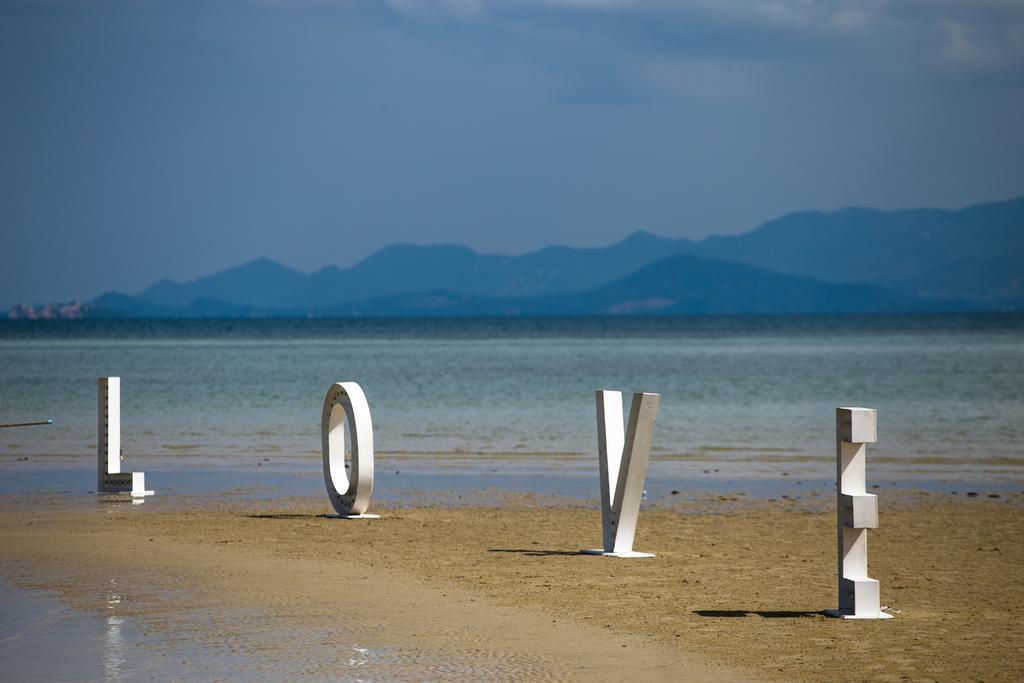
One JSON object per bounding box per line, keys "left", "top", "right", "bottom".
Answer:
{"left": 1, "top": 493, "right": 1022, "bottom": 680}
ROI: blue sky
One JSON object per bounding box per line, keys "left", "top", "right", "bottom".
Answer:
{"left": 2, "top": 0, "right": 1023, "bottom": 305}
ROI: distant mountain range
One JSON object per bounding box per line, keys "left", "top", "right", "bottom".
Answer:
{"left": 11, "top": 196, "right": 1024, "bottom": 318}
{"left": 309, "top": 253, "right": 933, "bottom": 316}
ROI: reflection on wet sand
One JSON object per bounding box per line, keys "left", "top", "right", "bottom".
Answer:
{"left": 103, "top": 581, "right": 125, "bottom": 683}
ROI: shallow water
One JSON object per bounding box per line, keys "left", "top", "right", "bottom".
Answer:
{"left": 0, "top": 578, "right": 547, "bottom": 681}
{"left": 1, "top": 315, "right": 1022, "bottom": 464}
{"left": 2, "top": 451, "right": 1020, "bottom": 508}
{"left": 0, "top": 581, "right": 251, "bottom": 681}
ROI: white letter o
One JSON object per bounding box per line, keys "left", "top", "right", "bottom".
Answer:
{"left": 321, "top": 382, "right": 375, "bottom": 516}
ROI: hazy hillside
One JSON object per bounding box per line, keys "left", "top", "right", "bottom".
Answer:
{"left": 10, "top": 195, "right": 1014, "bottom": 319}
{"left": 127, "top": 197, "right": 1024, "bottom": 313}
{"left": 299, "top": 254, "right": 942, "bottom": 317}
{"left": 137, "top": 232, "right": 696, "bottom": 309}
{"left": 689, "top": 197, "right": 1024, "bottom": 306}
{"left": 139, "top": 258, "right": 311, "bottom": 308}
{"left": 896, "top": 256, "right": 1024, "bottom": 308}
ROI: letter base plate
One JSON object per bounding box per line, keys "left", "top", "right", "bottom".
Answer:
{"left": 824, "top": 608, "right": 894, "bottom": 620}
{"left": 581, "top": 549, "right": 655, "bottom": 558}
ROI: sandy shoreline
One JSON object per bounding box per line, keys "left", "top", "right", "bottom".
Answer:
{"left": 1, "top": 493, "right": 1022, "bottom": 680}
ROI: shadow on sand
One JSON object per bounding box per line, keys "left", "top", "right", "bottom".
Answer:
{"left": 489, "top": 548, "right": 584, "bottom": 557}
{"left": 692, "top": 610, "right": 822, "bottom": 619}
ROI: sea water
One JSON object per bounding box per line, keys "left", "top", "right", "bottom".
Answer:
{"left": 1, "top": 315, "right": 1021, "bottom": 464}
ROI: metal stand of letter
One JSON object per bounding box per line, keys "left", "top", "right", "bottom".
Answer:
{"left": 825, "top": 407, "right": 892, "bottom": 619}
{"left": 321, "top": 382, "right": 379, "bottom": 519}
{"left": 582, "top": 390, "right": 660, "bottom": 558}
{"left": 97, "top": 377, "right": 154, "bottom": 499}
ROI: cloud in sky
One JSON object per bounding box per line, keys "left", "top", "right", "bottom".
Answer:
{"left": 378, "top": 0, "right": 1024, "bottom": 77}
{"left": 1, "top": 0, "right": 1022, "bottom": 305}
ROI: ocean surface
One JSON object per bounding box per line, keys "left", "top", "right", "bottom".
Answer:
{"left": 2, "top": 315, "right": 1022, "bottom": 463}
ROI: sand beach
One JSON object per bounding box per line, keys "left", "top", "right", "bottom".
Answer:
{"left": 2, "top": 485, "right": 1022, "bottom": 681}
